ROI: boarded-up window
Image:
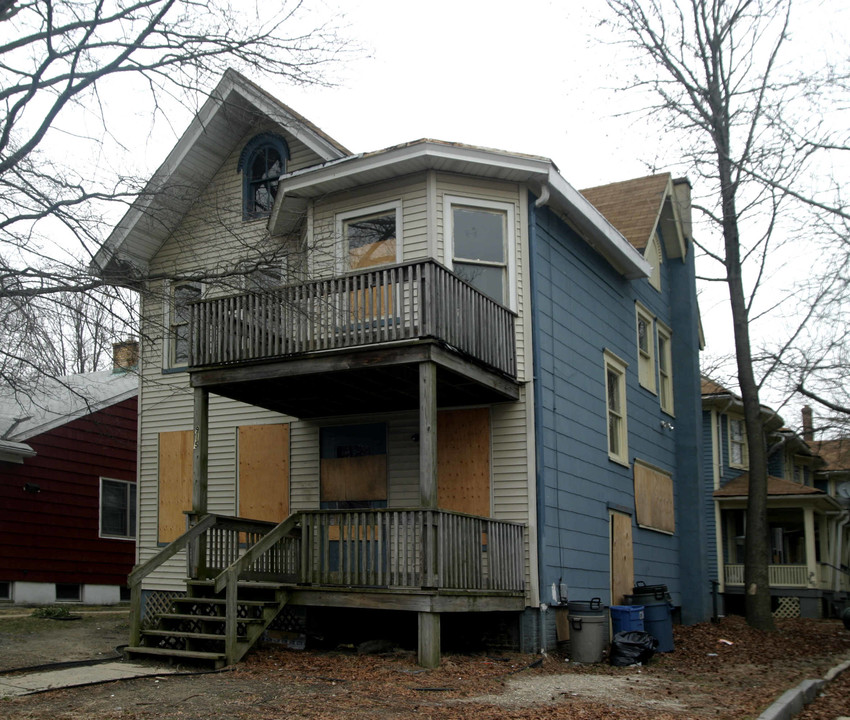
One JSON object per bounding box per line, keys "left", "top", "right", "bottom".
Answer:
{"left": 238, "top": 424, "right": 290, "bottom": 523}
{"left": 320, "top": 423, "right": 387, "bottom": 508}
{"left": 634, "top": 461, "right": 675, "bottom": 534}
{"left": 610, "top": 510, "right": 634, "bottom": 605}
{"left": 158, "top": 430, "right": 193, "bottom": 543}
{"left": 437, "top": 408, "right": 491, "bottom": 517}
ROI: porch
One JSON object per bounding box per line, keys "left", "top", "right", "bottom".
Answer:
{"left": 127, "top": 509, "right": 525, "bottom": 667}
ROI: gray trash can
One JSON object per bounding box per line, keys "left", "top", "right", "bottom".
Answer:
{"left": 567, "top": 598, "right": 607, "bottom": 663}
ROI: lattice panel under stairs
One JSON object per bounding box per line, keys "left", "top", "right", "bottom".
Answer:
{"left": 773, "top": 596, "right": 801, "bottom": 619}
{"left": 268, "top": 606, "right": 306, "bottom": 633}
{"left": 142, "top": 591, "right": 186, "bottom": 629}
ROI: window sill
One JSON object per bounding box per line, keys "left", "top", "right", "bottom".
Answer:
{"left": 162, "top": 366, "right": 189, "bottom": 375}
{"left": 609, "top": 455, "right": 631, "bottom": 469}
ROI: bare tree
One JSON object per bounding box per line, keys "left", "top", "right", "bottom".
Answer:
{"left": 603, "top": 0, "right": 847, "bottom": 630}
{"left": 0, "top": 0, "right": 347, "bottom": 392}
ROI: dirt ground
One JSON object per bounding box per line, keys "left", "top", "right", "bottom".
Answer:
{"left": 1, "top": 608, "right": 850, "bottom": 719}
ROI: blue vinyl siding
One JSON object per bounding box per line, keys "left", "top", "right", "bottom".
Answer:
{"left": 529, "top": 194, "right": 710, "bottom": 623}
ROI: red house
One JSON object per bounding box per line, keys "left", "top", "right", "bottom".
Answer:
{"left": 0, "top": 345, "right": 138, "bottom": 605}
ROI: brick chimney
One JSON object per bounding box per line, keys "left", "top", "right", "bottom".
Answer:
{"left": 801, "top": 405, "right": 814, "bottom": 442}
{"left": 112, "top": 338, "right": 139, "bottom": 373}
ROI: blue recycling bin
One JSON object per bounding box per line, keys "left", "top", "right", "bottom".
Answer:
{"left": 610, "top": 604, "right": 645, "bottom": 634}
{"left": 631, "top": 583, "right": 674, "bottom": 652}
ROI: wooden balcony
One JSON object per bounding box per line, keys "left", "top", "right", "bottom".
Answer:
{"left": 188, "top": 261, "right": 519, "bottom": 418}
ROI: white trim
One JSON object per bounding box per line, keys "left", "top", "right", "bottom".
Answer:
{"left": 334, "top": 201, "right": 403, "bottom": 274}
{"left": 443, "top": 195, "right": 517, "bottom": 311}
{"left": 635, "top": 302, "right": 656, "bottom": 394}
{"left": 163, "top": 280, "right": 203, "bottom": 370}
{"left": 603, "top": 349, "right": 629, "bottom": 467}
{"left": 99, "top": 476, "right": 137, "bottom": 541}
{"left": 656, "top": 320, "right": 674, "bottom": 416}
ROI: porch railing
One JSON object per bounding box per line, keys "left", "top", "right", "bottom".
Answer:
{"left": 189, "top": 260, "right": 517, "bottom": 378}
{"left": 724, "top": 563, "right": 812, "bottom": 588}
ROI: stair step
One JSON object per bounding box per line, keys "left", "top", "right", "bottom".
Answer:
{"left": 186, "top": 580, "right": 285, "bottom": 591}
{"left": 142, "top": 629, "right": 243, "bottom": 642}
{"left": 173, "top": 598, "right": 271, "bottom": 608}
{"left": 156, "top": 613, "right": 262, "bottom": 624}
{"left": 125, "top": 646, "right": 226, "bottom": 666}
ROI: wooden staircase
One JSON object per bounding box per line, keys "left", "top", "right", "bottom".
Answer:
{"left": 125, "top": 580, "right": 288, "bottom": 668}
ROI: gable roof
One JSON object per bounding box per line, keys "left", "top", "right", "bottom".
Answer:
{"left": 581, "top": 173, "right": 687, "bottom": 259}
{"left": 272, "top": 138, "right": 653, "bottom": 280}
{"left": 92, "top": 69, "right": 349, "bottom": 283}
{"left": 0, "top": 369, "right": 137, "bottom": 445}
{"left": 811, "top": 438, "right": 850, "bottom": 473}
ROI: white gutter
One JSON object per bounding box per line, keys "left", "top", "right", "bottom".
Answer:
{"left": 0, "top": 439, "right": 36, "bottom": 464}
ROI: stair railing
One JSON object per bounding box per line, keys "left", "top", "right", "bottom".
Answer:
{"left": 127, "top": 514, "right": 218, "bottom": 646}
{"left": 211, "top": 514, "right": 302, "bottom": 663}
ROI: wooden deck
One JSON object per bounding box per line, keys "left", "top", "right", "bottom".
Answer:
{"left": 128, "top": 510, "right": 526, "bottom": 666}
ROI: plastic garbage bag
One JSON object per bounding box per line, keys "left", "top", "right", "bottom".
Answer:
{"left": 608, "top": 631, "right": 659, "bottom": 666}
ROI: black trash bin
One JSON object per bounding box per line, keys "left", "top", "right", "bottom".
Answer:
{"left": 631, "top": 582, "right": 674, "bottom": 652}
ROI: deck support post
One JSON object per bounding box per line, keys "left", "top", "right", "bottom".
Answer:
{"left": 804, "top": 507, "right": 817, "bottom": 588}
{"left": 419, "top": 361, "right": 438, "bottom": 509}
{"left": 192, "top": 387, "right": 209, "bottom": 578}
{"left": 418, "top": 611, "right": 441, "bottom": 668}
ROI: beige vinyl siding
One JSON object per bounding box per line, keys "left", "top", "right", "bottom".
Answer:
{"left": 308, "top": 176, "right": 429, "bottom": 278}
{"left": 137, "top": 147, "right": 535, "bottom": 599}
{"left": 435, "top": 173, "right": 527, "bottom": 383}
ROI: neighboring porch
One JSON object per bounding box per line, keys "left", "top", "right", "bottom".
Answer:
{"left": 127, "top": 509, "right": 525, "bottom": 668}
{"left": 715, "top": 475, "right": 849, "bottom": 618}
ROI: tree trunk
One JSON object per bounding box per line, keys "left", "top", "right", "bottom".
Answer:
{"left": 718, "top": 155, "right": 775, "bottom": 632}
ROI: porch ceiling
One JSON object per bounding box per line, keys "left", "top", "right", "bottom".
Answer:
{"left": 189, "top": 342, "right": 519, "bottom": 419}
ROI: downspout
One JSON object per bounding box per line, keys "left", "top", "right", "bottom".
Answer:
{"left": 833, "top": 510, "right": 850, "bottom": 593}
{"left": 528, "top": 190, "right": 548, "bottom": 650}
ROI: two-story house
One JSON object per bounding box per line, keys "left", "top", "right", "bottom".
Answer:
{"left": 94, "top": 70, "right": 709, "bottom": 667}
{"left": 703, "top": 381, "right": 850, "bottom": 618}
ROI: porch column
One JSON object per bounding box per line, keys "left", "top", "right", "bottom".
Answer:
{"left": 418, "top": 611, "right": 441, "bottom": 668}
{"left": 804, "top": 507, "right": 817, "bottom": 588}
{"left": 192, "top": 387, "right": 209, "bottom": 515}
{"left": 419, "top": 361, "right": 438, "bottom": 509}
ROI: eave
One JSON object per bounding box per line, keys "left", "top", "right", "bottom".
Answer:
{"left": 0, "top": 439, "right": 36, "bottom": 464}
{"left": 92, "top": 69, "right": 348, "bottom": 283}
{"left": 272, "top": 140, "right": 651, "bottom": 280}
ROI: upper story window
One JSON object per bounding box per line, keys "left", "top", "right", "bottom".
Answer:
{"left": 604, "top": 350, "right": 629, "bottom": 466}
{"left": 238, "top": 133, "right": 290, "bottom": 219}
{"left": 636, "top": 303, "right": 656, "bottom": 393}
{"left": 646, "top": 232, "right": 662, "bottom": 292}
{"left": 657, "top": 321, "right": 674, "bottom": 415}
{"left": 167, "top": 281, "right": 202, "bottom": 368}
{"left": 100, "top": 477, "right": 136, "bottom": 540}
{"left": 729, "top": 417, "right": 748, "bottom": 468}
{"left": 336, "top": 202, "right": 401, "bottom": 272}
{"left": 445, "top": 196, "right": 516, "bottom": 309}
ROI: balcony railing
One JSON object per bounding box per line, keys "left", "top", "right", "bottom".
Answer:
{"left": 189, "top": 260, "right": 517, "bottom": 378}
{"left": 724, "top": 563, "right": 814, "bottom": 588}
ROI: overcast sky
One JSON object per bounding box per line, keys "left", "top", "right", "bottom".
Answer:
{"left": 87, "top": 0, "right": 848, "bottom": 422}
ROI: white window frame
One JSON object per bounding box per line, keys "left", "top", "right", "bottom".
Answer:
{"left": 444, "top": 195, "right": 517, "bottom": 311}
{"left": 335, "top": 201, "right": 403, "bottom": 274}
{"left": 99, "top": 477, "right": 137, "bottom": 541}
{"left": 164, "top": 280, "right": 203, "bottom": 369}
{"left": 657, "top": 321, "right": 674, "bottom": 415}
{"left": 728, "top": 417, "right": 749, "bottom": 469}
{"left": 604, "top": 349, "right": 629, "bottom": 466}
{"left": 635, "top": 302, "right": 656, "bottom": 394}
{"left": 645, "top": 232, "right": 662, "bottom": 292}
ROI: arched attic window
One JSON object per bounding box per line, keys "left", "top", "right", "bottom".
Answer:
{"left": 238, "top": 133, "right": 290, "bottom": 219}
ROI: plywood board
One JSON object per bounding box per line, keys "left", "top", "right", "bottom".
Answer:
{"left": 238, "top": 424, "right": 290, "bottom": 522}
{"left": 158, "top": 430, "right": 193, "bottom": 543}
{"left": 437, "top": 408, "right": 491, "bottom": 516}
{"left": 610, "top": 511, "right": 634, "bottom": 606}
{"left": 320, "top": 455, "right": 387, "bottom": 501}
{"left": 634, "top": 461, "right": 675, "bottom": 533}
